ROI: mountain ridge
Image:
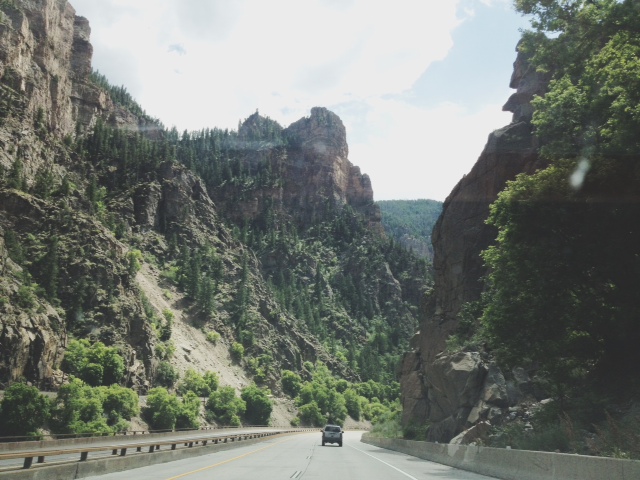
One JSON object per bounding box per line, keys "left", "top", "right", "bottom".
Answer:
{"left": 0, "top": 0, "right": 428, "bottom": 405}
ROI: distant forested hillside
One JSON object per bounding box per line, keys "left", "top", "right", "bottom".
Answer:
{"left": 377, "top": 200, "right": 442, "bottom": 260}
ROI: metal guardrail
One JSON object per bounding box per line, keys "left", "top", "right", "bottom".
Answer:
{"left": 0, "top": 428, "right": 310, "bottom": 470}
{"left": 0, "top": 424, "right": 288, "bottom": 443}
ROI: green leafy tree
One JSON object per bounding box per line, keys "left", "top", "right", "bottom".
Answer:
{"left": 62, "top": 339, "right": 125, "bottom": 386}
{"left": 297, "top": 401, "right": 325, "bottom": 427}
{"left": 531, "top": 32, "right": 640, "bottom": 159}
{"left": 241, "top": 384, "right": 272, "bottom": 425}
{"left": 230, "top": 342, "right": 244, "bottom": 361}
{"left": 205, "top": 386, "right": 246, "bottom": 426}
{"left": 514, "top": 1, "right": 640, "bottom": 159}
{"left": 160, "top": 309, "right": 174, "bottom": 341}
{"left": 175, "top": 391, "right": 201, "bottom": 430}
{"left": 126, "top": 249, "right": 143, "bottom": 278}
{"left": 50, "top": 378, "right": 112, "bottom": 436}
{"left": 203, "top": 371, "right": 220, "bottom": 393}
{"left": 155, "top": 361, "right": 179, "bottom": 387}
{"left": 177, "top": 369, "right": 218, "bottom": 397}
{"left": 363, "top": 401, "right": 389, "bottom": 423}
{"left": 81, "top": 363, "right": 104, "bottom": 387}
{"left": 281, "top": 370, "right": 302, "bottom": 397}
{"left": 0, "top": 382, "right": 49, "bottom": 439}
{"left": 206, "top": 330, "right": 221, "bottom": 344}
{"left": 144, "top": 387, "right": 181, "bottom": 431}
{"left": 61, "top": 339, "right": 88, "bottom": 375}
{"left": 100, "top": 384, "right": 140, "bottom": 422}
{"left": 343, "top": 388, "right": 363, "bottom": 421}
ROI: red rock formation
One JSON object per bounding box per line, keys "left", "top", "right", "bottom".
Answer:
{"left": 283, "top": 107, "right": 381, "bottom": 230}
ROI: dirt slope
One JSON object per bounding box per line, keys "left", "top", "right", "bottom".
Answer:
{"left": 136, "top": 262, "right": 295, "bottom": 426}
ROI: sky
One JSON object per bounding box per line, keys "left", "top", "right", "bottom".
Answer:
{"left": 69, "top": 0, "right": 531, "bottom": 201}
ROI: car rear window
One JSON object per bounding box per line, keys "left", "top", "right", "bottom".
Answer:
{"left": 325, "top": 426, "right": 341, "bottom": 432}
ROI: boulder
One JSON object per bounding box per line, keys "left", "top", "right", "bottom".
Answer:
{"left": 450, "top": 421, "right": 492, "bottom": 445}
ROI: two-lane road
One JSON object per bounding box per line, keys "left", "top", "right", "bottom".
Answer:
{"left": 85, "top": 431, "right": 499, "bottom": 480}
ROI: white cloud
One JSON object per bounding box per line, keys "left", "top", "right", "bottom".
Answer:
{"left": 342, "top": 98, "right": 512, "bottom": 201}
{"left": 71, "top": 0, "right": 519, "bottom": 200}
{"left": 73, "top": 0, "right": 463, "bottom": 127}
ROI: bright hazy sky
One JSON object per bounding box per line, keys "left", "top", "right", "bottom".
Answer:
{"left": 70, "top": 0, "right": 530, "bottom": 201}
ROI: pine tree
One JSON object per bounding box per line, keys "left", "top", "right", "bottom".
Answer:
{"left": 40, "top": 236, "right": 60, "bottom": 302}
{"left": 33, "top": 166, "right": 55, "bottom": 199}
{"left": 8, "top": 157, "right": 25, "bottom": 190}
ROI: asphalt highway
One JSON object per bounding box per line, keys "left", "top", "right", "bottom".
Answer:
{"left": 83, "top": 431, "right": 500, "bottom": 480}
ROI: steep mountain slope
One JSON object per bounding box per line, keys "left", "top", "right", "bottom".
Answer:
{"left": 400, "top": 0, "right": 640, "bottom": 452}
{"left": 377, "top": 199, "right": 442, "bottom": 261}
{"left": 0, "top": 0, "right": 428, "bottom": 398}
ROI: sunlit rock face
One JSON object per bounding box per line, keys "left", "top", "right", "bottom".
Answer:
{"left": 399, "top": 46, "right": 550, "bottom": 442}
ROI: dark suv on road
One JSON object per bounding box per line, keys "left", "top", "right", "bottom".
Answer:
{"left": 322, "top": 424, "right": 343, "bottom": 446}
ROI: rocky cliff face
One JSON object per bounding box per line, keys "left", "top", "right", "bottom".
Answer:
{"left": 283, "top": 107, "right": 381, "bottom": 230}
{"left": 0, "top": 0, "right": 98, "bottom": 136}
{"left": 0, "top": 221, "right": 66, "bottom": 386}
{"left": 400, "top": 46, "right": 551, "bottom": 441}
{"left": 208, "top": 107, "right": 381, "bottom": 233}
{"left": 0, "top": 0, "right": 83, "bottom": 385}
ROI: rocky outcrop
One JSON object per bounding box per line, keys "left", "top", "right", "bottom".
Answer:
{"left": 399, "top": 46, "right": 551, "bottom": 441}
{"left": 284, "top": 107, "right": 381, "bottom": 229}
{"left": 0, "top": 0, "right": 151, "bottom": 151}
{"left": 0, "top": 0, "right": 85, "bottom": 136}
{"left": 0, "top": 225, "right": 67, "bottom": 386}
{"left": 209, "top": 108, "right": 381, "bottom": 233}
{"left": 0, "top": 189, "right": 156, "bottom": 387}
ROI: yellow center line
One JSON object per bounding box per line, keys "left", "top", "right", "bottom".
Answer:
{"left": 165, "top": 434, "right": 298, "bottom": 480}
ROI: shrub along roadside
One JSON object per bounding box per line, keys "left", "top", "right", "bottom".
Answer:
{"left": 0, "top": 382, "right": 49, "bottom": 440}
{"left": 49, "top": 378, "right": 140, "bottom": 436}
{"left": 241, "top": 384, "right": 272, "bottom": 425}
{"left": 142, "top": 387, "right": 200, "bottom": 431}
{"left": 287, "top": 362, "right": 400, "bottom": 427}
{"left": 205, "top": 386, "right": 246, "bottom": 426}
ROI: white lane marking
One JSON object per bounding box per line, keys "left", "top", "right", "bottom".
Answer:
{"left": 348, "top": 444, "right": 419, "bottom": 480}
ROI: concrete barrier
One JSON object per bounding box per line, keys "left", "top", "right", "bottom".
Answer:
{"left": 361, "top": 434, "right": 640, "bottom": 480}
